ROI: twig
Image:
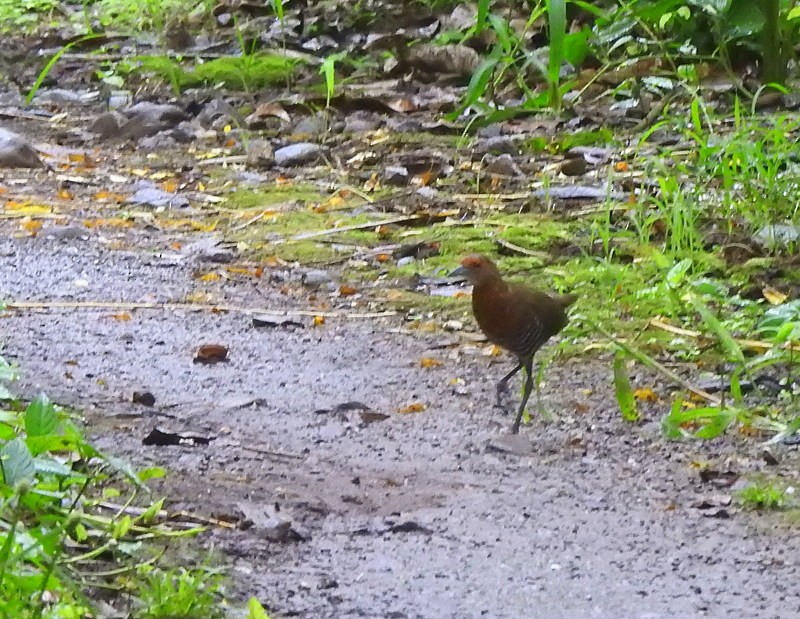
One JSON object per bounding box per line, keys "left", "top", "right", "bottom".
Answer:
{"left": 5, "top": 300, "right": 396, "bottom": 319}
{"left": 494, "top": 238, "right": 547, "bottom": 258}
{"left": 290, "top": 215, "right": 422, "bottom": 240}
{"left": 229, "top": 210, "right": 266, "bottom": 231}
{"left": 239, "top": 444, "right": 304, "bottom": 459}
{"left": 452, "top": 192, "right": 530, "bottom": 201}
{"left": 649, "top": 317, "right": 800, "bottom": 353}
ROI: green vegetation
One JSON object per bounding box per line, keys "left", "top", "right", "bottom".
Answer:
{"left": 737, "top": 481, "right": 788, "bottom": 510}
{"left": 0, "top": 357, "right": 261, "bottom": 618}
{"left": 135, "top": 55, "right": 299, "bottom": 93}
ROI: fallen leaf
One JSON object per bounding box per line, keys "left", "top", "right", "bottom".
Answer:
{"left": 58, "top": 188, "right": 74, "bottom": 200}
{"left": 225, "top": 266, "right": 262, "bottom": 278}
{"left": 420, "top": 357, "right": 443, "bottom": 368}
{"left": 83, "top": 218, "right": 133, "bottom": 228}
{"left": 6, "top": 202, "right": 52, "bottom": 215}
{"left": 21, "top": 218, "right": 42, "bottom": 235}
{"left": 109, "top": 312, "right": 131, "bottom": 321}
{"left": 194, "top": 344, "right": 229, "bottom": 364}
{"left": 633, "top": 387, "right": 658, "bottom": 402}
{"left": 615, "top": 161, "right": 629, "bottom": 172}
{"left": 397, "top": 402, "right": 426, "bottom": 414}
{"left": 339, "top": 284, "right": 358, "bottom": 296}
{"left": 312, "top": 315, "right": 326, "bottom": 327}
{"left": 197, "top": 272, "right": 221, "bottom": 281}
{"left": 94, "top": 191, "right": 127, "bottom": 202}
{"left": 132, "top": 391, "right": 155, "bottom": 406}
{"left": 142, "top": 427, "right": 213, "bottom": 446}
{"left": 762, "top": 286, "right": 787, "bottom": 305}
{"left": 161, "top": 178, "right": 179, "bottom": 193}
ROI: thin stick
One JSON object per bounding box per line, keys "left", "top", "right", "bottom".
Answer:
{"left": 650, "top": 317, "right": 800, "bottom": 353}
{"left": 5, "top": 300, "right": 396, "bottom": 319}
{"left": 290, "top": 215, "right": 422, "bottom": 240}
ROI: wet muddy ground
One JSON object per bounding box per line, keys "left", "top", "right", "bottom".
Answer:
{"left": 2, "top": 230, "right": 799, "bottom": 619}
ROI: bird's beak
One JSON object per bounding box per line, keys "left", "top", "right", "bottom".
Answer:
{"left": 449, "top": 265, "right": 469, "bottom": 279}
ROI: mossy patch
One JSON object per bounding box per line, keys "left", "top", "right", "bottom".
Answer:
{"left": 134, "top": 54, "right": 299, "bottom": 91}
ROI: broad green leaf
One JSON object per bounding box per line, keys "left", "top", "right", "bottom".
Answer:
{"left": 24, "top": 393, "right": 58, "bottom": 437}
{"left": 1, "top": 438, "right": 36, "bottom": 487}
{"left": 666, "top": 258, "right": 692, "bottom": 287}
{"left": 662, "top": 398, "right": 685, "bottom": 439}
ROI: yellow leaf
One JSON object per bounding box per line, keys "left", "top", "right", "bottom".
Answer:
{"left": 109, "top": 312, "right": 131, "bottom": 321}
{"left": 420, "top": 357, "right": 443, "bottom": 369}
{"left": 762, "top": 286, "right": 787, "bottom": 305}
{"left": 83, "top": 218, "right": 132, "bottom": 229}
{"left": 197, "top": 272, "right": 221, "bottom": 281}
{"left": 633, "top": 387, "right": 658, "bottom": 402}
{"left": 397, "top": 402, "right": 426, "bottom": 414}
{"left": 186, "top": 291, "right": 215, "bottom": 304}
{"left": 312, "top": 315, "right": 326, "bottom": 327}
{"left": 58, "top": 188, "right": 74, "bottom": 200}
{"left": 6, "top": 202, "right": 52, "bottom": 215}
{"left": 21, "top": 218, "right": 42, "bottom": 235}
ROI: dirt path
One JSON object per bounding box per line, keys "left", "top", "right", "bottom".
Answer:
{"left": 2, "top": 230, "right": 798, "bottom": 619}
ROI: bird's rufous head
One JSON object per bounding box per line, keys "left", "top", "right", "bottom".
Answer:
{"left": 449, "top": 254, "right": 502, "bottom": 285}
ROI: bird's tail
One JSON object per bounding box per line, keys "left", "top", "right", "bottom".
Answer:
{"left": 557, "top": 293, "right": 579, "bottom": 308}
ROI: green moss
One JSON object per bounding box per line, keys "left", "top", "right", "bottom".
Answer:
{"left": 226, "top": 186, "right": 328, "bottom": 210}
{"left": 135, "top": 54, "right": 299, "bottom": 91}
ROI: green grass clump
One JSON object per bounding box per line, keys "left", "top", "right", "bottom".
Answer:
{"left": 737, "top": 482, "right": 787, "bottom": 510}
{"left": 136, "top": 54, "right": 299, "bottom": 92}
{"left": 0, "top": 356, "right": 251, "bottom": 617}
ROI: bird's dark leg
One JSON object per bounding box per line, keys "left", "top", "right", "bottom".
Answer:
{"left": 511, "top": 357, "right": 534, "bottom": 434}
{"left": 495, "top": 360, "right": 523, "bottom": 407}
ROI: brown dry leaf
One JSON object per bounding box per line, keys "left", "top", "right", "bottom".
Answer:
{"left": 633, "top": 387, "right": 658, "bottom": 402}
{"left": 312, "top": 315, "right": 326, "bottom": 327}
{"left": 83, "top": 218, "right": 132, "bottom": 229}
{"left": 161, "top": 178, "right": 179, "bottom": 193}
{"left": 339, "top": 284, "right": 358, "bottom": 296}
{"left": 397, "top": 402, "right": 426, "bottom": 414}
{"left": 170, "top": 241, "right": 183, "bottom": 250}
{"left": 248, "top": 102, "right": 291, "bottom": 123}
{"left": 376, "top": 253, "right": 391, "bottom": 263}
{"left": 225, "top": 266, "right": 262, "bottom": 278}
{"left": 21, "top": 218, "right": 42, "bottom": 235}
{"left": 109, "top": 312, "right": 132, "bottom": 321}
{"left": 762, "top": 286, "right": 787, "bottom": 305}
{"left": 412, "top": 170, "right": 435, "bottom": 187}
{"left": 420, "top": 357, "right": 443, "bottom": 369}
{"left": 94, "top": 191, "right": 127, "bottom": 202}
{"left": 194, "top": 344, "right": 229, "bottom": 364}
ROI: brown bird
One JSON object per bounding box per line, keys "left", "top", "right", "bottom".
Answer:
{"left": 450, "top": 254, "right": 577, "bottom": 433}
